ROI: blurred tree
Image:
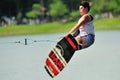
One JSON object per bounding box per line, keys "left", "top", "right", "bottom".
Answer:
{"left": 70, "top": 11, "right": 80, "bottom": 18}
{"left": 0, "top": 0, "right": 33, "bottom": 17}
{"left": 0, "top": 0, "right": 17, "bottom": 17}
{"left": 62, "top": 0, "right": 81, "bottom": 11}
{"left": 26, "top": 4, "right": 41, "bottom": 18}
{"left": 0, "top": 0, "right": 120, "bottom": 19}
{"left": 108, "top": 0, "right": 120, "bottom": 15}
{"left": 90, "top": 0, "right": 120, "bottom": 16}
{"left": 49, "top": 0, "right": 68, "bottom": 19}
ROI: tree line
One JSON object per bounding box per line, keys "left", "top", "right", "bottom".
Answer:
{"left": 0, "top": 0, "right": 120, "bottom": 25}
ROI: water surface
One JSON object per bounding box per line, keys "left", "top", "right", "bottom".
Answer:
{"left": 0, "top": 31, "right": 120, "bottom": 80}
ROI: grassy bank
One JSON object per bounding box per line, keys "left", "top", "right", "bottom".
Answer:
{"left": 94, "top": 17, "right": 120, "bottom": 30}
{"left": 0, "top": 17, "right": 120, "bottom": 36}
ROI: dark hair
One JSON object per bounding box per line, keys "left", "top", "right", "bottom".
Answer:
{"left": 80, "top": 1, "right": 90, "bottom": 12}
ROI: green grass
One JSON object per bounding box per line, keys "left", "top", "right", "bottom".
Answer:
{"left": 0, "top": 22, "right": 76, "bottom": 36}
{"left": 94, "top": 17, "right": 120, "bottom": 30}
{"left": 0, "top": 17, "right": 120, "bottom": 36}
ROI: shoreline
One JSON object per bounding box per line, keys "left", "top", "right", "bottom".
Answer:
{"left": 0, "top": 17, "right": 120, "bottom": 37}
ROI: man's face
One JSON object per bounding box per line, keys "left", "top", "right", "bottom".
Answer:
{"left": 79, "top": 6, "right": 87, "bottom": 16}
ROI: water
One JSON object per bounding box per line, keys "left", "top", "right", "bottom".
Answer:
{"left": 0, "top": 31, "right": 120, "bottom": 80}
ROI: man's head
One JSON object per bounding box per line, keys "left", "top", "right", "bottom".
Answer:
{"left": 79, "top": 1, "right": 90, "bottom": 15}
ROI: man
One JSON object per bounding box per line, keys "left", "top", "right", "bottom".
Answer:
{"left": 67, "top": 1, "right": 95, "bottom": 50}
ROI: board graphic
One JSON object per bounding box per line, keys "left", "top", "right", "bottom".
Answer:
{"left": 44, "top": 34, "right": 78, "bottom": 78}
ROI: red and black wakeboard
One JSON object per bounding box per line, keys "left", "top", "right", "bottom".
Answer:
{"left": 44, "top": 34, "right": 78, "bottom": 78}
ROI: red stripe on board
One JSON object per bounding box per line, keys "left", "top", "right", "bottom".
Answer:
{"left": 46, "top": 58, "right": 59, "bottom": 76}
{"left": 49, "top": 51, "right": 64, "bottom": 71}
{"left": 65, "top": 36, "right": 77, "bottom": 50}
